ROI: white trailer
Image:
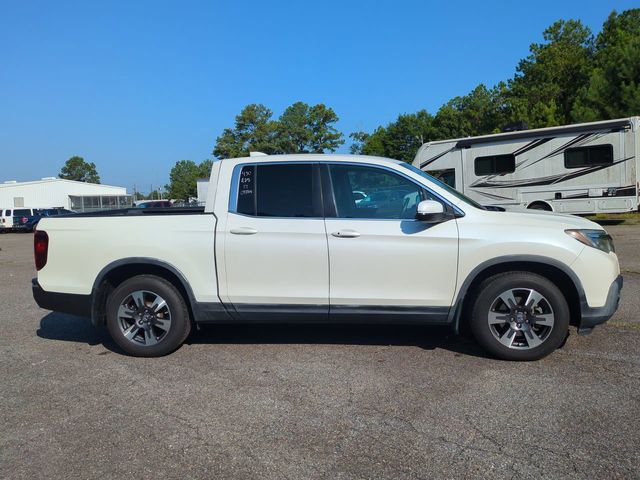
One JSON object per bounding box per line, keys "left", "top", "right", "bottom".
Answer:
{"left": 413, "top": 117, "right": 639, "bottom": 214}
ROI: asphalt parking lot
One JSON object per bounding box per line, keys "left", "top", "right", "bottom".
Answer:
{"left": 1, "top": 226, "right": 639, "bottom": 479}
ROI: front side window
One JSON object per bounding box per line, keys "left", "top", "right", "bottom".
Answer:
{"left": 329, "top": 164, "right": 435, "bottom": 219}
{"left": 234, "top": 163, "right": 321, "bottom": 217}
{"left": 474, "top": 154, "right": 515, "bottom": 176}
{"left": 564, "top": 145, "right": 613, "bottom": 169}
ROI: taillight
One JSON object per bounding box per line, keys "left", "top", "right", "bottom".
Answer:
{"left": 34, "top": 231, "right": 48, "bottom": 271}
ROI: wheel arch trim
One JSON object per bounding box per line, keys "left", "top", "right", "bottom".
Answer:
{"left": 450, "top": 255, "right": 587, "bottom": 333}
{"left": 90, "top": 257, "right": 219, "bottom": 326}
{"left": 526, "top": 200, "right": 554, "bottom": 211}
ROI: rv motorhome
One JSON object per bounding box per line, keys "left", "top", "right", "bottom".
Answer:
{"left": 413, "top": 117, "right": 639, "bottom": 214}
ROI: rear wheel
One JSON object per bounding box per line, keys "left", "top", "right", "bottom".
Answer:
{"left": 470, "top": 272, "right": 569, "bottom": 361}
{"left": 106, "top": 275, "right": 191, "bottom": 357}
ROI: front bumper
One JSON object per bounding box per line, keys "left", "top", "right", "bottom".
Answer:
{"left": 32, "top": 278, "right": 92, "bottom": 318}
{"left": 578, "top": 275, "right": 623, "bottom": 334}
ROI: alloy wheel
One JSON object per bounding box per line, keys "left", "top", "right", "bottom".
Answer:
{"left": 117, "top": 290, "right": 172, "bottom": 346}
{"left": 487, "top": 288, "right": 555, "bottom": 350}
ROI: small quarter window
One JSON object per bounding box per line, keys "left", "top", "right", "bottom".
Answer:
{"left": 474, "top": 154, "right": 515, "bottom": 176}
{"left": 564, "top": 145, "right": 613, "bottom": 169}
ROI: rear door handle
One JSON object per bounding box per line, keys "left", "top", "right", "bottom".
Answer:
{"left": 230, "top": 227, "right": 258, "bottom": 235}
{"left": 331, "top": 229, "right": 361, "bottom": 238}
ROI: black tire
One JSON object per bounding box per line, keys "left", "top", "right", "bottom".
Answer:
{"left": 469, "top": 272, "right": 569, "bottom": 361}
{"left": 106, "top": 275, "right": 191, "bottom": 357}
{"left": 527, "top": 203, "right": 551, "bottom": 211}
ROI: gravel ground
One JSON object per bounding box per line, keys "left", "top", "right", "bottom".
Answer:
{"left": 0, "top": 226, "right": 639, "bottom": 479}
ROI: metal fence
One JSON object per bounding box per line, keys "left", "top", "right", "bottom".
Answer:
{"left": 69, "top": 195, "right": 133, "bottom": 213}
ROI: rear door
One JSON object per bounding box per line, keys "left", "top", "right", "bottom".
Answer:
{"left": 323, "top": 163, "right": 459, "bottom": 322}
{"left": 222, "top": 162, "right": 329, "bottom": 320}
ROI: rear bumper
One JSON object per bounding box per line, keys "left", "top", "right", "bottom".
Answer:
{"left": 32, "top": 278, "right": 92, "bottom": 318}
{"left": 578, "top": 275, "right": 623, "bottom": 334}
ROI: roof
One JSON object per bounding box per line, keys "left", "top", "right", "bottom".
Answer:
{"left": 0, "top": 177, "right": 125, "bottom": 190}
{"left": 420, "top": 117, "right": 637, "bottom": 149}
{"left": 221, "top": 153, "right": 403, "bottom": 165}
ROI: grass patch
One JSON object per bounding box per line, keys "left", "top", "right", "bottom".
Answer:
{"left": 606, "top": 321, "right": 640, "bottom": 330}
{"left": 587, "top": 212, "right": 640, "bottom": 225}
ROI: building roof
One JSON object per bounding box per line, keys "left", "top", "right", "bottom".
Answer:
{"left": 0, "top": 177, "right": 125, "bottom": 190}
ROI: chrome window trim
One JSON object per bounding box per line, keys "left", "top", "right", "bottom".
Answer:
{"left": 228, "top": 160, "right": 465, "bottom": 218}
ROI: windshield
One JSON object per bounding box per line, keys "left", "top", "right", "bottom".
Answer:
{"left": 398, "top": 163, "right": 484, "bottom": 209}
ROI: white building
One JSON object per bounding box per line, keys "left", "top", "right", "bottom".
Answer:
{"left": 0, "top": 177, "right": 132, "bottom": 213}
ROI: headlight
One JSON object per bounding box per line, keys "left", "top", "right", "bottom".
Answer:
{"left": 565, "top": 229, "right": 615, "bottom": 253}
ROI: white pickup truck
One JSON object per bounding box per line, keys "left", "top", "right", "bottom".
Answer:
{"left": 32, "top": 154, "right": 622, "bottom": 360}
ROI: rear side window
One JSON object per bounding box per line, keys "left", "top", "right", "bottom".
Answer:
{"left": 234, "top": 163, "right": 321, "bottom": 218}
{"left": 13, "top": 209, "right": 30, "bottom": 216}
{"left": 564, "top": 145, "right": 613, "bottom": 169}
{"left": 474, "top": 154, "right": 515, "bottom": 176}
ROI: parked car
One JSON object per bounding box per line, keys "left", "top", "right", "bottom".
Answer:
{"left": 11, "top": 208, "right": 37, "bottom": 232}
{"left": 1, "top": 208, "right": 31, "bottom": 231}
{"left": 0, "top": 209, "right": 10, "bottom": 232}
{"left": 352, "top": 190, "right": 367, "bottom": 203}
{"left": 23, "top": 209, "right": 74, "bottom": 232}
{"left": 32, "top": 154, "right": 622, "bottom": 360}
{"left": 135, "top": 200, "right": 172, "bottom": 208}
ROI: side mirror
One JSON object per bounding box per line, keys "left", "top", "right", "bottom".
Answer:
{"left": 416, "top": 200, "right": 448, "bottom": 223}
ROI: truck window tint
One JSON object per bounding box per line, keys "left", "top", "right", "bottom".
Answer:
{"left": 329, "top": 164, "right": 432, "bottom": 219}
{"left": 13, "top": 209, "right": 30, "bottom": 216}
{"left": 564, "top": 145, "right": 613, "bottom": 169}
{"left": 474, "top": 154, "right": 515, "bottom": 176}
{"left": 236, "top": 164, "right": 320, "bottom": 217}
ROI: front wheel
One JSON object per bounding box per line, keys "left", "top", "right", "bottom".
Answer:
{"left": 470, "top": 272, "right": 569, "bottom": 361}
{"left": 106, "top": 275, "right": 191, "bottom": 357}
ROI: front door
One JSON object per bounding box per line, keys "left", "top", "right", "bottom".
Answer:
{"left": 323, "top": 163, "right": 459, "bottom": 322}
{"left": 222, "top": 162, "right": 329, "bottom": 320}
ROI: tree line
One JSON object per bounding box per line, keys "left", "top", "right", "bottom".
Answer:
{"left": 351, "top": 9, "right": 640, "bottom": 162}
{"left": 59, "top": 8, "right": 639, "bottom": 200}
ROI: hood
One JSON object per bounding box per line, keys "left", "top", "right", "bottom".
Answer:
{"left": 478, "top": 208, "right": 604, "bottom": 231}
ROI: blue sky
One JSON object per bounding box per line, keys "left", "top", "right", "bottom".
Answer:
{"left": 1, "top": 0, "right": 636, "bottom": 192}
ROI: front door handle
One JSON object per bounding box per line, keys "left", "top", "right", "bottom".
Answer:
{"left": 230, "top": 227, "right": 258, "bottom": 235}
{"left": 332, "top": 229, "right": 361, "bottom": 238}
